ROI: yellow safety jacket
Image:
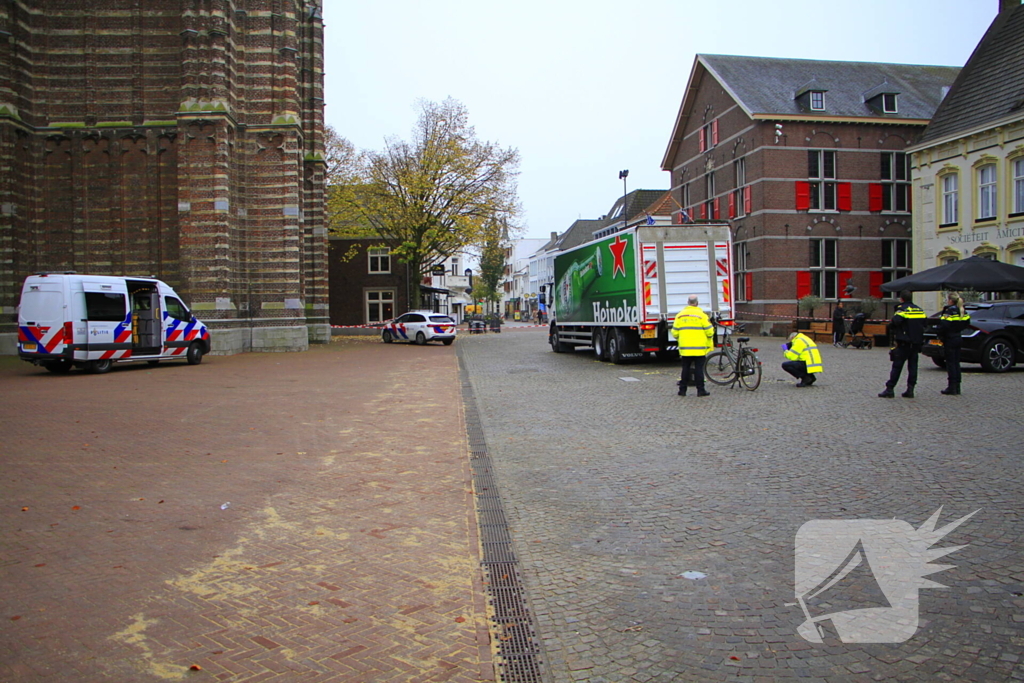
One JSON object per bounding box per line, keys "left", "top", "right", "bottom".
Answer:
{"left": 784, "top": 333, "right": 823, "bottom": 373}
{"left": 671, "top": 306, "right": 714, "bottom": 357}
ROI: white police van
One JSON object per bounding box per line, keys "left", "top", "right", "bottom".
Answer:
{"left": 17, "top": 272, "right": 211, "bottom": 374}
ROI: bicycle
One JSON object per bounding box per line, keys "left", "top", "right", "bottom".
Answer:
{"left": 703, "top": 315, "right": 762, "bottom": 390}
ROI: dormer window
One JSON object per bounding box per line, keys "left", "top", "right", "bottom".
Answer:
{"left": 882, "top": 93, "right": 898, "bottom": 113}
{"left": 795, "top": 80, "right": 828, "bottom": 112}
{"left": 863, "top": 81, "right": 901, "bottom": 115}
{"left": 810, "top": 91, "right": 825, "bottom": 111}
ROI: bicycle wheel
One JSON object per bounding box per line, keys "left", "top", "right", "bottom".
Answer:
{"left": 738, "top": 350, "right": 762, "bottom": 391}
{"left": 704, "top": 351, "right": 735, "bottom": 385}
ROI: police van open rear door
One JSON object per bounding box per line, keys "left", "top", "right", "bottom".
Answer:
{"left": 82, "top": 281, "right": 132, "bottom": 366}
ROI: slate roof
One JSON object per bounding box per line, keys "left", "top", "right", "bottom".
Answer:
{"left": 553, "top": 219, "right": 611, "bottom": 252}
{"left": 917, "top": 3, "right": 1024, "bottom": 145}
{"left": 663, "top": 55, "right": 960, "bottom": 168}
{"left": 700, "top": 54, "right": 960, "bottom": 120}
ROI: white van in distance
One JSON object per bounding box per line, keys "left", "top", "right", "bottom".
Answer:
{"left": 17, "top": 272, "right": 211, "bottom": 374}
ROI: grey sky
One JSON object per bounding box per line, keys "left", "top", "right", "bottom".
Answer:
{"left": 322, "top": 0, "right": 997, "bottom": 240}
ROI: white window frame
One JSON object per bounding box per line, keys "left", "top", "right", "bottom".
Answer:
{"left": 368, "top": 247, "right": 391, "bottom": 274}
{"left": 810, "top": 91, "right": 825, "bottom": 111}
{"left": 809, "top": 238, "right": 838, "bottom": 299}
{"left": 733, "top": 242, "right": 748, "bottom": 301}
{"left": 1013, "top": 158, "right": 1024, "bottom": 216}
{"left": 941, "top": 172, "right": 959, "bottom": 226}
{"left": 881, "top": 152, "right": 910, "bottom": 212}
{"left": 808, "top": 150, "right": 837, "bottom": 211}
{"left": 978, "top": 164, "right": 997, "bottom": 220}
{"left": 881, "top": 239, "right": 912, "bottom": 297}
{"left": 365, "top": 289, "right": 395, "bottom": 324}
{"left": 882, "top": 93, "right": 898, "bottom": 113}
{"left": 734, "top": 158, "right": 747, "bottom": 217}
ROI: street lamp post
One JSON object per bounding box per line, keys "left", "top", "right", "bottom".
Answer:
{"left": 619, "top": 169, "right": 629, "bottom": 231}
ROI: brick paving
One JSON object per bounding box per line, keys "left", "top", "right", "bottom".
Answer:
{"left": 0, "top": 339, "right": 492, "bottom": 682}
{"left": 459, "top": 328, "right": 1024, "bottom": 683}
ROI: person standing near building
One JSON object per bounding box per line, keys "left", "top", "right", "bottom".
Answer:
{"left": 782, "top": 331, "right": 823, "bottom": 387}
{"left": 670, "top": 295, "right": 714, "bottom": 397}
{"left": 879, "top": 290, "right": 927, "bottom": 398}
{"left": 935, "top": 293, "right": 970, "bottom": 395}
{"left": 832, "top": 302, "right": 847, "bottom": 347}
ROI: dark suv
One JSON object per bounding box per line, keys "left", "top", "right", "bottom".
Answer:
{"left": 922, "top": 301, "right": 1024, "bottom": 372}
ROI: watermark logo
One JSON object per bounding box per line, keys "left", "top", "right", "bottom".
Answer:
{"left": 790, "top": 507, "right": 979, "bottom": 643}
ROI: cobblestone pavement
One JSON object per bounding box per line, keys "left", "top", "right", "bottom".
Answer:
{"left": 0, "top": 339, "right": 492, "bottom": 683}
{"left": 458, "top": 329, "right": 1024, "bottom": 683}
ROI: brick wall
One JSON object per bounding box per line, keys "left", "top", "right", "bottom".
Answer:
{"left": 0, "top": 0, "right": 327, "bottom": 353}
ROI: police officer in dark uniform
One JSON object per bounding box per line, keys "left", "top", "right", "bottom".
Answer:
{"left": 935, "top": 293, "right": 970, "bottom": 395}
{"left": 879, "top": 290, "right": 926, "bottom": 398}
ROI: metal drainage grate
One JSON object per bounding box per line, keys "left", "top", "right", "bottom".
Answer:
{"left": 458, "top": 351, "right": 546, "bottom": 683}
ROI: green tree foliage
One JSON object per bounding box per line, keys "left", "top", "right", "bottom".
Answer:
{"left": 475, "top": 220, "right": 507, "bottom": 309}
{"left": 327, "top": 98, "right": 520, "bottom": 286}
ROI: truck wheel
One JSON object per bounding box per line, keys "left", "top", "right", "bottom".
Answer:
{"left": 593, "top": 328, "right": 608, "bottom": 361}
{"left": 550, "top": 328, "right": 569, "bottom": 353}
{"left": 981, "top": 337, "right": 1015, "bottom": 373}
{"left": 186, "top": 343, "right": 204, "bottom": 365}
{"left": 87, "top": 359, "right": 112, "bottom": 374}
{"left": 608, "top": 329, "right": 625, "bottom": 364}
{"left": 44, "top": 359, "right": 73, "bottom": 374}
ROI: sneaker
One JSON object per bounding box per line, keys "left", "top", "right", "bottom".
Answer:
{"left": 878, "top": 390, "right": 895, "bottom": 398}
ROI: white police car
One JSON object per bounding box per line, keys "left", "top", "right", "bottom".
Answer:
{"left": 381, "top": 311, "right": 457, "bottom": 346}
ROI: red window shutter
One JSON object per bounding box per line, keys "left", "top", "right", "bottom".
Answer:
{"left": 796, "top": 271, "right": 812, "bottom": 300}
{"left": 713, "top": 197, "right": 720, "bottom": 219}
{"left": 711, "top": 119, "right": 719, "bottom": 146}
{"left": 699, "top": 128, "right": 706, "bottom": 153}
{"left": 837, "top": 182, "right": 852, "bottom": 211}
{"left": 795, "top": 181, "right": 810, "bottom": 211}
{"left": 743, "top": 185, "right": 752, "bottom": 214}
{"left": 728, "top": 192, "right": 736, "bottom": 218}
{"left": 869, "top": 271, "right": 884, "bottom": 299}
{"left": 699, "top": 203, "right": 706, "bottom": 220}
{"left": 869, "top": 183, "right": 884, "bottom": 212}
{"left": 838, "top": 270, "right": 853, "bottom": 298}
{"left": 745, "top": 272, "right": 753, "bottom": 301}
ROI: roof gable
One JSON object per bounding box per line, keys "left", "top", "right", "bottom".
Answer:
{"left": 918, "top": 3, "right": 1024, "bottom": 144}
{"left": 662, "top": 55, "right": 960, "bottom": 169}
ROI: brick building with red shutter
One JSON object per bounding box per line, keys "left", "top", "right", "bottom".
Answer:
{"left": 0, "top": 1, "right": 328, "bottom": 354}
{"left": 661, "top": 55, "right": 959, "bottom": 334}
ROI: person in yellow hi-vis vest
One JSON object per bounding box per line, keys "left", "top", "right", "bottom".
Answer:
{"left": 782, "top": 331, "right": 823, "bottom": 387}
{"left": 670, "top": 295, "right": 714, "bottom": 397}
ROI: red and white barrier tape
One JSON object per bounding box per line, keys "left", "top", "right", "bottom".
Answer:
{"left": 737, "top": 311, "right": 888, "bottom": 323}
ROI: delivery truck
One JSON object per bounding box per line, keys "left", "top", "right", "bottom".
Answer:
{"left": 548, "top": 224, "right": 733, "bottom": 363}
{"left": 17, "top": 272, "right": 211, "bottom": 374}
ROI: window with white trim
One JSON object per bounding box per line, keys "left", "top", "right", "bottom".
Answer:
{"left": 881, "top": 239, "right": 912, "bottom": 296}
{"left": 368, "top": 247, "right": 391, "bottom": 274}
{"left": 882, "top": 93, "right": 898, "bottom": 113}
{"left": 978, "top": 164, "right": 997, "bottom": 220}
{"left": 705, "top": 171, "right": 716, "bottom": 219}
{"left": 810, "top": 91, "right": 825, "bottom": 111}
{"left": 880, "top": 152, "right": 910, "bottom": 212}
{"left": 808, "top": 150, "right": 836, "bottom": 211}
{"left": 366, "top": 289, "right": 395, "bottom": 323}
{"left": 809, "top": 238, "right": 838, "bottom": 299}
{"left": 1013, "top": 158, "right": 1024, "bottom": 216}
{"left": 941, "top": 173, "right": 959, "bottom": 226}
{"left": 734, "top": 158, "right": 747, "bottom": 217}
{"left": 733, "top": 242, "right": 748, "bottom": 301}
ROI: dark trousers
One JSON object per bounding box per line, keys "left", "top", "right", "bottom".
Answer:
{"left": 945, "top": 344, "right": 962, "bottom": 387}
{"left": 833, "top": 322, "right": 845, "bottom": 344}
{"left": 679, "top": 356, "right": 706, "bottom": 392}
{"left": 782, "top": 360, "right": 811, "bottom": 381}
{"left": 886, "top": 342, "right": 920, "bottom": 390}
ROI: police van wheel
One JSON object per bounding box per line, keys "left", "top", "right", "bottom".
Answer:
{"left": 186, "top": 343, "right": 204, "bottom": 365}
{"left": 44, "top": 360, "right": 73, "bottom": 374}
{"left": 87, "top": 359, "right": 113, "bottom": 374}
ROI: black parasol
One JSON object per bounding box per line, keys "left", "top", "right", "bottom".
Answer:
{"left": 880, "top": 256, "right": 1024, "bottom": 293}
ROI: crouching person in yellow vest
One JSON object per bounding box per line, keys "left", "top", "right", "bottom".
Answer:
{"left": 670, "top": 295, "right": 714, "bottom": 397}
{"left": 782, "top": 331, "right": 823, "bottom": 387}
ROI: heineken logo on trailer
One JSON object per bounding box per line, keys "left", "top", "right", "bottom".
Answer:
{"left": 592, "top": 299, "right": 640, "bottom": 323}
{"left": 609, "top": 235, "right": 629, "bottom": 278}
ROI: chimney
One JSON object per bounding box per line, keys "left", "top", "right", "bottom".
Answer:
{"left": 551, "top": 231, "right": 558, "bottom": 241}
{"left": 1002, "top": 0, "right": 1021, "bottom": 13}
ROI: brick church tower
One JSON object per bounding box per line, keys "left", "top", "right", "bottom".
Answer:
{"left": 0, "top": 0, "right": 328, "bottom": 354}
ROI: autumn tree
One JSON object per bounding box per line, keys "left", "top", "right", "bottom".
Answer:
{"left": 328, "top": 98, "right": 520, "bottom": 293}
{"left": 474, "top": 219, "right": 508, "bottom": 314}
